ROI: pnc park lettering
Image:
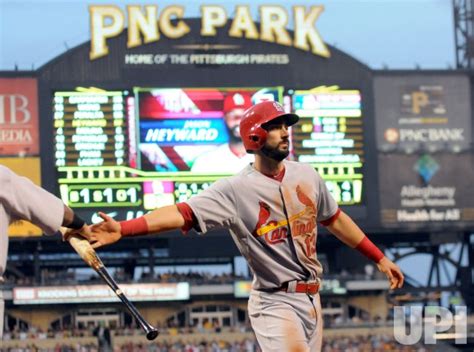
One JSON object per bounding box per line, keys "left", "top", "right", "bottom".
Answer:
{"left": 89, "top": 5, "right": 330, "bottom": 60}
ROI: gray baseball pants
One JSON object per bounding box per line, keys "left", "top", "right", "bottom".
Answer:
{"left": 248, "top": 289, "right": 322, "bottom": 352}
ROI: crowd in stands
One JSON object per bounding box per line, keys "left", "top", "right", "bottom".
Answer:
{"left": 1, "top": 323, "right": 254, "bottom": 341}
{"left": 0, "top": 334, "right": 436, "bottom": 351}
{"left": 1, "top": 322, "right": 440, "bottom": 352}
{"left": 3, "top": 263, "right": 384, "bottom": 288}
{"left": 322, "top": 334, "right": 433, "bottom": 351}
{"left": 140, "top": 271, "right": 246, "bottom": 285}
{"left": 1, "top": 270, "right": 250, "bottom": 288}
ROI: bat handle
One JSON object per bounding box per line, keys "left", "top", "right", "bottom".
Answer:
{"left": 97, "top": 267, "right": 159, "bottom": 340}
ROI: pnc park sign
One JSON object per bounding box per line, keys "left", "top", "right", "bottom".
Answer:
{"left": 89, "top": 5, "right": 330, "bottom": 60}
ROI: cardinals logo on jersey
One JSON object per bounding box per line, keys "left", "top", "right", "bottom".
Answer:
{"left": 296, "top": 185, "right": 316, "bottom": 211}
{"left": 253, "top": 201, "right": 288, "bottom": 245}
{"left": 252, "top": 186, "right": 317, "bottom": 251}
{"left": 292, "top": 185, "right": 317, "bottom": 237}
{"left": 292, "top": 185, "right": 317, "bottom": 257}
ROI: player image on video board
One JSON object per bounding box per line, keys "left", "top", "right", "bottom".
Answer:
{"left": 136, "top": 87, "right": 282, "bottom": 174}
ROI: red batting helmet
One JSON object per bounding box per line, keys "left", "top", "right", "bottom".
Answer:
{"left": 239, "top": 101, "right": 299, "bottom": 152}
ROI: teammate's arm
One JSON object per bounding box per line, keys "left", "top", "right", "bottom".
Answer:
{"left": 325, "top": 210, "right": 404, "bottom": 289}
{"left": 1, "top": 165, "right": 88, "bottom": 235}
{"left": 87, "top": 205, "right": 186, "bottom": 249}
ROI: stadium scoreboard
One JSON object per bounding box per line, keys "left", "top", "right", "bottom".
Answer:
{"left": 53, "top": 86, "right": 366, "bottom": 222}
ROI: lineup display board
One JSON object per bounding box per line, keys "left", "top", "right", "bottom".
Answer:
{"left": 53, "top": 91, "right": 128, "bottom": 167}
{"left": 54, "top": 86, "right": 366, "bottom": 223}
{"left": 290, "top": 87, "right": 364, "bottom": 205}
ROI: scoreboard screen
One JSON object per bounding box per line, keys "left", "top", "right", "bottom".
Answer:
{"left": 53, "top": 85, "right": 365, "bottom": 223}
{"left": 288, "top": 86, "right": 364, "bottom": 205}
{"left": 54, "top": 91, "right": 127, "bottom": 167}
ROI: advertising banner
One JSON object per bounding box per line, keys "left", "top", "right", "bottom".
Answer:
{"left": 378, "top": 153, "right": 474, "bottom": 228}
{"left": 0, "top": 78, "right": 39, "bottom": 156}
{"left": 13, "top": 282, "right": 190, "bottom": 304}
{"left": 374, "top": 75, "right": 471, "bottom": 153}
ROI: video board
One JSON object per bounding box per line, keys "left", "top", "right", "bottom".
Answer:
{"left": 53, "top": 86, "right": 365, "bottom": 223}
{"left": 288, "top": 86, "right": 364, "bottom": 205}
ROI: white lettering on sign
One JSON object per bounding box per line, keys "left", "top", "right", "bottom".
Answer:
{"left": 400, "top": 185, "right": 456, "bottom": 199}
{"left": 0, "top": 129, "right": 33, "bottom": 144}
{"left": 124, "top": 53, "right": 290, "bottom": 65}
{"left": 144, "top": 128, "right": 218, "bottom": 142}
{"left": 0, "top": 95, "right": 31, "bottom": 124}
{"left": 396, "top": 209, "right": 461, "bottom": 222}
{"left": 399, "top": 128, "right": 464, "bottom": 142}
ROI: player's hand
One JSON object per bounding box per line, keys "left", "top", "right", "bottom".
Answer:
{"left": 376, "top": 257, "right": 404, "bottom": 290}
{"left": 89, "top": 212, "right": 122, "bottom": 249}
{"left": 60, "top": 224, "right": 92, "bottom": 242}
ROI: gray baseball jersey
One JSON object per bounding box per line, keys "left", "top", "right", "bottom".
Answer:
{"left": 187, "top": 160, "right": 338, "bottom": 290}
{"left": 0, "top": 165, "right": 64, "bottom": 280}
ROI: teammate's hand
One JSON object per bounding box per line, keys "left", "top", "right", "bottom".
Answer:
{"left": 376, "top": 257, "right": 404, "bottom": 290}
{"left": 89, "top": 212, "right": 122, "bottom": 249}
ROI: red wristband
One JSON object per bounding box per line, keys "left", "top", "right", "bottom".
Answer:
{"left": 119, "top": 217, "right": 148, "bottom": 237}
{"left": 355, "top": 236, "right": 384, "bottom": 263}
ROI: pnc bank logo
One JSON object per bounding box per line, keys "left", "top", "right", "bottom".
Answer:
{"left": 414, "top": 154, "right": 439, "bottom": 183}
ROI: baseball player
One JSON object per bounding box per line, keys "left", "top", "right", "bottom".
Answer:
{"left": 86, "top": 101, "right": 404, "bottom": 351}
{"left": 191, "top": 92, "right": 254, "bottom": 173}
{"left": 0, "top": 165, "right": 89, "bottom": 338}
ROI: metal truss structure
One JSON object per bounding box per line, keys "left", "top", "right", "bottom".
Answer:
{"left": 454, "top": 0, "right": 474, "bottom": 68}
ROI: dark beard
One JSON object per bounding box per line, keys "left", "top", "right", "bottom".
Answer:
{"left": 261, "top": 144, "right": 289, "bottom": 161}
{"left": 228, "top": 126, "right": 242, "bottom": 144}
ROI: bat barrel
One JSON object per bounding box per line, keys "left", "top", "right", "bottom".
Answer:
{"left": 97, "top": 267, "right": 159, "bottom": 340}
{"left": 146, "top": 328, "right": 159, "bottom": 341}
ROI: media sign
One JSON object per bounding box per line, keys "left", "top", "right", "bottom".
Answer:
{"left": 0, "top": 78, "right": 39, "bottom": 156}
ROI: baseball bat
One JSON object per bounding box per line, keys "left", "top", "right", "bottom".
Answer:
{"left": 67, "top": 233, "right": 159, "bottom": 340}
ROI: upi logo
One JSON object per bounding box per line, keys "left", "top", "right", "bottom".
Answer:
{"left": 393, "top": 306, "right": 467, "bottom": 345}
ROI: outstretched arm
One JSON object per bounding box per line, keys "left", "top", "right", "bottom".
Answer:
{"left": 326, "top": 210, "right": 404, "bottom": 289}
{"left": 1, "top": 165, "right": 88, "bottom": 236}
{"left": 87, "top": 205, "right": 186, "bottom": 249}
